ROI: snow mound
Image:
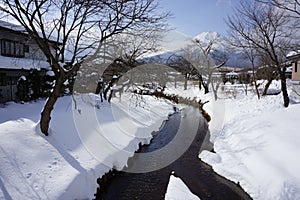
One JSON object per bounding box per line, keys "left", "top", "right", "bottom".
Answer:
{"left": 199, "top": 90, "right": 300, "bottom": 200}
{"left": 165, "top": 174, "right": 200, "bottom": 200}
{"left": 0, "top": 94, "right": 174, "bottom": 199}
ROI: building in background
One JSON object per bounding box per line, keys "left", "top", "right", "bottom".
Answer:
{"left": 288, "top": 52, "right": 300, "bottom": 82}
{"left": 0, "top": 20, "right": 58, "bottom": 103}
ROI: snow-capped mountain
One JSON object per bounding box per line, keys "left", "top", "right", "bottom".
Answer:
{"left": 194, "top": 31, "right": 220, "bottom": 41}
{"left": 193, "top": 31, "right": 223, "bottom": 49}
{"left": 141, "top": 31, "right": 251, "bottom": 68}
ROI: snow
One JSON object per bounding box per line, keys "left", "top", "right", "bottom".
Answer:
{"left": 63, "top": 79, "right": 69, "bottom": 86}
{"left": 287, "top": 50, "right": 300, "bottom": 58}
{"left": 165, "top": 80, "right": 300, "bottom": 200}
{"left": 0, "top": 20, "right": 25, "bottom": 32}
{"left": 193, "top": 32, "right": 221, "bottom": 47}
{"left": 225, "top": 71, "right": 239, "bottom": 76}
{"left": 0, "top": 20, "right": 58, "bottom": 44}
{"left": 46, "top": 70, "right": 55, "bottom": 77}
{"left": 98, "top": 77, "right": 104, "bottom": 82}
{"left": 193, "top": 31, "right": 229, "bottom": 56}
{"left": 1, "top": 77, "right": 300, "bottom": 200}
{"left": 200, "top": 81, "right": 300, "bottom": 200}
{"left": 0, "top": 55, "right": 50, "bottom": 70}
{"left": 286, "top": 66, "right": 293, "bottom": 73}
{"left": 0, "top": 94, "right": 174, "bottom": 199}
{"left": 165, "top": 174, "right": 200, "bottom": 200}
{"left": 194, "top": 31, "right": 219, "bottom": 40}
{"left": 18, "top": 75, "right": 26, "bottom": 81}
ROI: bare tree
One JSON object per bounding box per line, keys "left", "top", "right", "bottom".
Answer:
{"left": 184, "top": 33, "right": 227, "bottom": 99}
{"left": 180, "top": 47, "right": 206, "bottom": 91}
{"left": 97, "top": 26, "right": 169, "bottom": 101}
{"left": 227, "top": 32, "right": 261, "bottom": 99}
{"left": 257, "top": 0, "right": 300, "bottom": 42}
{"left": 227, "top": 0, "right": 298, "bottom": 107}
{"left": 166, "top": 54, "right": 194, "bottom": 90}
{"left": 247, "top": 49, "right": 261, "bottom": 99}
{"left": 257, "top": 0, "right": 300, "bottom": 18}
{"left": 0, "top": 0, "right": 169, "bottom": 135}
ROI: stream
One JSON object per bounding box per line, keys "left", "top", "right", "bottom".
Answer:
{"left": 95, "top": 106, "right": 252, "bottom": 200}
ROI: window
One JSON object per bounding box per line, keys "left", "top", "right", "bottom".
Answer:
{"left": 295, "top": 62, "right": 298, "bottom": 73}
{"left": 0, "top": 73, "right": 7, "bottom": 86}
{"left": 1, "top": 39, "right": 25, "bottom": 57}
{"left": 24, "top": 45, "right": 29, "bottom": 53}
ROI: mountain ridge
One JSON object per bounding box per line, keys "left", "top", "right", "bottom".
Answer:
{"left": 140, "top": 30, "right": 251, "bottom": 69}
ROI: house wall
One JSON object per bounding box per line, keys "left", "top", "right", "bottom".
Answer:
{"left": 0, "top": 69, "right": 47, "bottom": 103}
{"left": 0, "top": 28, "right": 47, "bottom": 61}
{"left": 0, "top": 85, "right": 17, "bottom": 103}
{"left": 292, "top": 60, "right": 300, "bottom": 81}
{"left": 0, "top": 27, "right": 55, "bottom": 103}
{"left": 0, "top": 70, "right": 25, "bottom": 102}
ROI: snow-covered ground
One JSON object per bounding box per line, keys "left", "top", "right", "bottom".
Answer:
{"left": 199, "top": 81, "right": 300, "bottom": 200}
{"left": 165, "top": 173, "right": 200, "bottom": 200}
{"left": 1, "top": 79, "right": 300, "bottom": 200}
{"left": 0, "top": 93, "right": 175, "bottom": 199}
{"left": 166, "top": 80, "right": 300, "bottom": 200}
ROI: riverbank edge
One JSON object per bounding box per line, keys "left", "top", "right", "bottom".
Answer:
{"left": 93, "top": 106, "right": 179, "bottom": 199}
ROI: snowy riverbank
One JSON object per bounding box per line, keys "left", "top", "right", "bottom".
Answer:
{"left": 200, "top": 91, "right": 300, "bottom": 199}
{"left": 1, "top": 80, "right": 300, "bottom": 200}
{"left": 166, "top": 80, "right": 300, "bottom": 200}
{"left": 0, "top": 94, "right": 174, "bottom": 199}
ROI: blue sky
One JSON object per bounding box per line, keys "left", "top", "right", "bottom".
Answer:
{"left": 159, "top": 0, "right": 237, "bottom": 37}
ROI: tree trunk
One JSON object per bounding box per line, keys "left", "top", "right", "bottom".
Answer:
{"left": 104, "top": 77, "right": 119, "bottom": 100}
{"left": 40, "top": 74, "right": 64, "bottom": 136}
{"left": 198, "top": 79, "right": 202, "bottom": 90}
{"left": 197, "top": 74, "right": 209, "bottom": 93}
{"left": 244, "top": 84, "right": 248, "bottom": 96}
{"left": 279, "top": 71, "right": 289, "bottom": 107}
{"left": 211, "top": 82, "right": 218, "bottom": 100}
{"left": 184, "top": 74, "right": 188, "bottom": 90}
{"left": 203, "top": 83, "right": 209, "bottom": 94}
{"left": 262, "top": 79, "right": 273, "bottom": 96}
{"left": 197, "top": 74, "right": 202, "bottom": 90}
{"left": 108, "top": 90, "right": 114, "bottom": 103}
{"left": 254, "top": 80, "right": 260, "bottom": 99}
{"left": 250, "top": 61, "right": 260, "bottom": 99}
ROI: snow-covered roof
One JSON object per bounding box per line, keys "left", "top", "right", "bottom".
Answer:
{"left": 226, "top": 71, "right": 239, "bottom": 76}
{"left": 0, "top": 20, "right": 26, "bottom": 32}
{"left": 287, "top": 50, "right": 300, "bottom": 58}
{"left": 0, "top": 56, "right": 51, "bottom": 70}
{"left": 286, "top": 67, "right": 293, "bottom": 73}
{"left": 0, "top": 20, "right": 59, "bottom": 43}
{"left": 46, "top": 70, "right": 55, "bottom": 76}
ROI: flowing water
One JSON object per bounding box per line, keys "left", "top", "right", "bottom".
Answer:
{"left": 96, "top": 106, "right": 252, "bottom": 200}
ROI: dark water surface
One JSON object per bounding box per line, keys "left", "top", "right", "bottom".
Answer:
{"left": 96, "top": 107, "right": 252, "bottom": 200}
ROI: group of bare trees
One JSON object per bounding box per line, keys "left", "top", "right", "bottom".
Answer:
{"left": 193, "top": 33, "right": 227, "bottom": 100}
{"left": 174, "top": 0, "right": 299, "bottom": 105}
{"left": 172, "top": 32, "right": 227, "bottom": 100}
{"left": 1, "top": 0, "right": 299, "bottom": 135}
{"left": 227, "top": 0, "right": 300, "bottom": 107}
{"left": 0, "top": 0, "right": 169, "bottom": 135}
{"left": 166, "top": 53, "right": 194, "bottom": 90}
